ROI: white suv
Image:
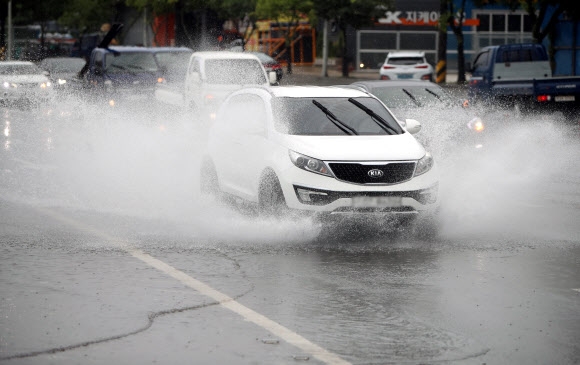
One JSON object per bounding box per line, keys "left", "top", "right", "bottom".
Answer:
{"left": 379, "top": 51, "right": 434, "bottom": 81}
{"left": 201, "top": 86, "right": 440, "bottom": 232}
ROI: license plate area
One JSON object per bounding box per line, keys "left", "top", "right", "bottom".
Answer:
{"left": 555, "top": 95, "right": 575, "bottom": 102}
{"left": 352, "top": 196, "right": 402, "bottom": 208}
{"left": 397, "top": 74, "right": 413, "bottom": 79}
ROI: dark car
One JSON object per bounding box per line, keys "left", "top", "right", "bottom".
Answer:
{"left": 348, "top": 80, "right": 486, "bottom": 155}
{"left": 249, "top": 52, "right": 283, "bottom": 82}
{"left": 38, "top": 57, "right": 86, "bottom": 92}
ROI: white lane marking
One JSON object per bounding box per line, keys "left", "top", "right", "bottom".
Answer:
{"left": 36, "top": 207, "right": 351, "bottom": 365}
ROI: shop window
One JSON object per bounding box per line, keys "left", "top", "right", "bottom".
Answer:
{"left": 508, "top": 15, "right": 521, "bottom": 32}
{"left": 477, "top": 14, "right": 490, "bottom": 32}
{"left": 492, "top": 14, "right": 506, "bottom": 32}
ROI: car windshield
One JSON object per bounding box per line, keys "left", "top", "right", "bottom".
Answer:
{"left": 370, "top": 86, "right": 452, "bottom": 108}
{"left": 387, "top": 57, "right": 424, "bottom": 65}
{"left": 0, "top": 63, "right": 43, "bottom": 75}
{"left": 105, "top": 52, "right": 158, "bottom": 73}
{"left": 205, "top": 59, "right": 266, "bottom": 85}
{"left": 39, "top": 58, "right": 86, "bottom": 73}
{"left": 272, "top": 97, "right": 403, "bottom": 136}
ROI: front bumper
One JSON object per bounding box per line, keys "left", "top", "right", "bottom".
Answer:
{"left": 278, "top": 163, "right": 440, "bottom": 215}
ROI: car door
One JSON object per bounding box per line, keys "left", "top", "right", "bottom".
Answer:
{"left": 213, "top": 93, "right": 268, "bottom": 200}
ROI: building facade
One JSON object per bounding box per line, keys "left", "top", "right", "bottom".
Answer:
{"left": 355, "top": 0, "right": 577, "bottom": 75}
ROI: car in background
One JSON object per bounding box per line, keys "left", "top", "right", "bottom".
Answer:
{"left": 349, "top": 80, "right": 486, "bottom": 154}
{"left": 201, "top": 85, "right": 440, "bottom": 235}
{"left": 379, "top": 52, "right": 434, "bottom": 81}
{"left": 0, "top": 61, "right": 55, "bottom": 108}
{"left": 38, "top": 57, "right": 86, "bottom": 93}
{"left": 81, "top": 46, "right": 166, "bottom": 107}
{"left": 249, "top": 51, "right": 283, "bottom": 82}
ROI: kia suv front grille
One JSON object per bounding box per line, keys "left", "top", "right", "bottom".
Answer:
{"left": 328, "top": 162, "right": 416, "bottom": 184}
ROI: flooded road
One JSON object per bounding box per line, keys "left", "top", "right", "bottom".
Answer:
{"left": 1, "top": 91, "right": 579, "bottom": 364}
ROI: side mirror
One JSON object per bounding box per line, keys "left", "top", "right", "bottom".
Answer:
{"left": 268, "top": 71, "right": 277, "bottom": 85}
{"left": 465, "top": 61, "right": 472, "bottom": 73}
{"left": 404, "top": 119, "right": 422, "bottom": 134}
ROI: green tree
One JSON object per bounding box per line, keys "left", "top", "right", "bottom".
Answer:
{"left": 256, "top": 0, "right": 314, "bottom": 74}
{"left": 313, "top": 0, "right": 391, "bottom": 77}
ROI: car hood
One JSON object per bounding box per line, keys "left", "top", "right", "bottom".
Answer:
{"left": 278, "top": 133, "right": 426, "bottom": 161}
{"left": 1, "top": 74, "right": 49, "bottom": 84}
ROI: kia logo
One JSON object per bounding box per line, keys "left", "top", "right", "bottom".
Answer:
{"left": 368, "top": 169, "right": 384, "bottom": 178}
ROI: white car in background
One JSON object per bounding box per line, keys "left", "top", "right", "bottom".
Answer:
{"left": 0, "top": 61, "right": 55, "bottom": 107}
{"left": 201, "top": 86, "right": 440, "bottom": 234}
{"left": 379, "top": 51, "right": 435, "bottom": 81}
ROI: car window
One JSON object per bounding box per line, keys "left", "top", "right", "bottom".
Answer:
{"left": 472, "top": 50, "right": 490, "bottom": 69}
{"left": 205, "top": 59, "right": 266, "bottom": 85}
{"left": 387, "top": 57, "right": 424, "bottom": 65}
{"left": 221, "top": 94, "right": 267, "bottom": 132}
{"left": 105, "top": 52, "right": 158, "bottom": 73}
{"left": 272, "top": 97, "right": 402, "bottom": 136}
{"left": 39, "top": 58, "right": 86, "bottom": 73}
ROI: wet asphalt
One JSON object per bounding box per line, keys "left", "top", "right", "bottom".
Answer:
{"left": 1, "top": 71, "right": 579, "bottom": 365}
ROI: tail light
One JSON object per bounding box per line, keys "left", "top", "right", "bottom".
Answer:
{"left": 382, "top": 65, "right": 396, "bottom": 69}
{"left": 421, "top": 75, "right": 431, "bottom": 80}
{"left": 537, "top": 95, "right": 550, "bottom": 102}
{"left": 380, "top": 75, "right": 391, "bottom": 80}
{"left": 415, "top": 65, "right": 429, "bottom": 69}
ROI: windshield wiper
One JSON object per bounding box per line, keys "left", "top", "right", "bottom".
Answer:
{"left": 402, "top": 89, "right": 421, "bottom": 106}
{"left": 312, "top": 100, "right": 358, "bottom": 135}
{"left": 347, "top": 98, "right": 399, "bottom": 135}
{"left": 425, "top": 88, "right": 443, "bottom": 101}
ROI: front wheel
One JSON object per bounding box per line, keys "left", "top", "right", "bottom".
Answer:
{"left": 258, "top": 174, "right": 289, "bottom": 218}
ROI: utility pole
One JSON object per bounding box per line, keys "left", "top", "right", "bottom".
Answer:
{"left": 436, "top": 0, "right": 448, "bottom": 84}
{"left": 7, "top": 0, "right": 12, "bottom": 60}
{"left": 321, "top": 19, "right": 328, "bottom": 77}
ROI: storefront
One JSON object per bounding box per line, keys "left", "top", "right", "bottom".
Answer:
{"left": 355, "top": 0, "right": 535, "bottom": 72}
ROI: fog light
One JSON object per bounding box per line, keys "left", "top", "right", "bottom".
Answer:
{"left": 296, "top": 188, "right": 328, "bottom": 203}
{"left": 109, "top": 99, "right": 115, "bottom": 107}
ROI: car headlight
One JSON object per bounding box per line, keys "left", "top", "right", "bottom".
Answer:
{"left": 3, "top": 82, "right": 16, "bottom": 89}
{"left": 467, "top": 117, "right": 484, "bottom": 132}
{"left": 414, "top": 152, "right": 434, "bottom": 176}
{"left": 57, "top": 79, "right": 67, "bottom": 85}
{"left": 40, "top": 82, "right": 52, "bottom": 89}
{"left": 289, "top": 150, "right": 334, "bottom": 177}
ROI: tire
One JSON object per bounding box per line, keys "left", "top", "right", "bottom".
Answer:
{"left": 258, "top": 173, "right": 289, "bottom": 218}
{"left": 200, "top": 159, "right": 219, "bottom": 197}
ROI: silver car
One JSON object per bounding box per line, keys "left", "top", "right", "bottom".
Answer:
{"left": 0, "top": 61, "right": 55, "bottom": 107}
